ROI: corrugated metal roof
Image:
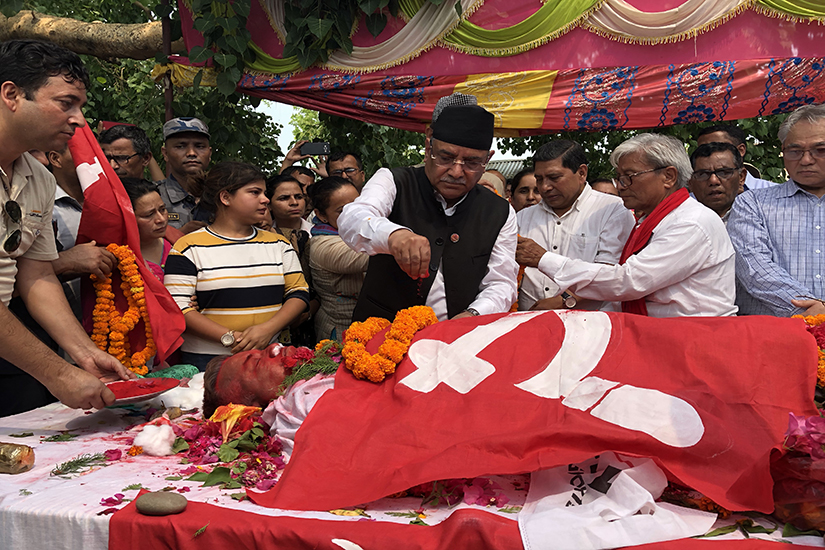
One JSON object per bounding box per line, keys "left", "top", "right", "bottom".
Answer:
{"left": 487, "top": 159, "right": 529, "bottom": 180}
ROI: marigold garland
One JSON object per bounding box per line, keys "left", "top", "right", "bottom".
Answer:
{"left": 342, "top": 306, "right": 438, "bottom": 383}
{"left": 90, "top": 244, "right": 156, "bottom": 375}
{"left": 794, "top": 314, "right": 825, "bottom": 387}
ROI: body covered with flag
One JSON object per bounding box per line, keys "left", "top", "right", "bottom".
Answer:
{"left": 68, "top": 125, "right": 184, "bottom": 363}
{"left": 251, "top": 310, "right": 818, "bottom": 513}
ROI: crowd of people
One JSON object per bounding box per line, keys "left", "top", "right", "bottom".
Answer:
{"left": 1, "top": 38, "right": 824, "bottom": 418}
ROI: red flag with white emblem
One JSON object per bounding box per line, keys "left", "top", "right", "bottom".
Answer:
{"left": 68, "top": 124, "right": 184, "bottom": 363}
{"left": 250, "top": 311, "right": 817, "bottom": 513}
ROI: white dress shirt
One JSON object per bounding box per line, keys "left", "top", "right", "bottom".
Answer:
{"left": 745, "top": 171, "right": 776, "bottom": 191}
{"left": 517, "top": 185, "right": 635, "bottom": 310}
{"left": 338, "top": 167, "right": 519, "bottom": 320}
{"left": 535, "top": 196, "right": 738, "bottom": 317}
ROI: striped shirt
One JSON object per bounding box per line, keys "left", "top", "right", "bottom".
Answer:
{"left": 728, "top": 179, "right": 825, "bottom": 316}
{"left": 164, "top": 227, "right": 310, "bottom": 355}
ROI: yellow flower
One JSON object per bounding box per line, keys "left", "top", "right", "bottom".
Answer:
{"left": 210, "top": 404, "right": 262, "bottom": 443}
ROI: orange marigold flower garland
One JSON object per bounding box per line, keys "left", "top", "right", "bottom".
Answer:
{"left": 342, "top": 306, "right": 438, "bottom": 383}
{"left": 90, "top": 244, "right": 156, "bottom": 376}
{"left": 794, "top": 314, "right": 825, "bottom": 387}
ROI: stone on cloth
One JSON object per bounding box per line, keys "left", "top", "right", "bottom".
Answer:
{"left": 135, "top": 492, "right": 188, "bottom": 516}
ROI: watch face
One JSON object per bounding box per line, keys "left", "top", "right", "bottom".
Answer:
{"left": 563, "top": 295, "right": 577, "bottom": 308}
{"left": 221, "top": 332, "right": 234, "bottom": 347}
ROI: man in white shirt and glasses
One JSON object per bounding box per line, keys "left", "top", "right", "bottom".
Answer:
{"left": 517, "top": 139, "right": 634, "bottom": 311}
{"left": 517, "top": 133, "right": 737, "bottom": 318}
{"left": 728, "top": 103, "right": 825, "bottom": 317}
{"left": 338, "top": 102, "right": 518, "bottom": 321}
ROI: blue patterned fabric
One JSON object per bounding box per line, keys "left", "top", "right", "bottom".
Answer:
{"left": 727, "top": 180, "right": 825, "bottom": 316}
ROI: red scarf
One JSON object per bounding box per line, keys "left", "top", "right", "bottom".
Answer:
{"left": 619, "top": 187, "right": 689, "bottom": 316}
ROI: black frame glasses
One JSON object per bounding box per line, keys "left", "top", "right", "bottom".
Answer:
{"left": 105, "top": 153, "right": 140, "bottom": 165}
{"left": 690, "top": 168, "right": 741, "bottom": 182}
{"left": 3, "top": 199, "right": 22, "bottom": 253}
{"left": 615, "top": 166, "right": 667, "bottom": 188}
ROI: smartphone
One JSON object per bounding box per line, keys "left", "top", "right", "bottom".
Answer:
{"left": 300, "top": 142, "right": 331, "bottom": 156}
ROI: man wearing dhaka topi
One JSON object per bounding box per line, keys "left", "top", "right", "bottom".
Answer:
{"left": 516, "top": 133, "right": 737, "bottom": 318}
{"left": 338, "top": 98, "right": 518, "bottom": 321}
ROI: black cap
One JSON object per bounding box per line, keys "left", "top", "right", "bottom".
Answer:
{"left": 431, "top": 105, "right": 494, "bottom": 151}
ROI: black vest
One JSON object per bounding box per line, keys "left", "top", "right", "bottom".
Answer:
{"left": 352, "top": 166, "right": 509, "bottom": 321}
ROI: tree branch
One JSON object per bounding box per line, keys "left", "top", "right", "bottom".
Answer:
{"left": 0, "top": 10, "right": 185, "bottom": 60}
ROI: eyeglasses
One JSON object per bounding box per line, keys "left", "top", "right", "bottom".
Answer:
{"left": 3, "top": 200, "right": 22, "bottom": 253}
{"left": 782, "top": 147, "right": 825, "bottom": 161}
{"left": 615, "top": 167, "right": 666, "bottom": 188}
{"left": 691, "top": 168, "right": 740, "bottom": 182}
{"left": 429, "top": 152, "right": 488, "bottom": 172}
{"left": 105, "top": 153, "right": 139, "bottom": 165}
{"left": 330, "top": 167, "right": 361, "bottom": 177}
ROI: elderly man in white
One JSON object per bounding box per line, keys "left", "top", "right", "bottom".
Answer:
{"left": 516, "top": 133, "right": 737, "bottom": 317}
{"left": 517, "top": 139, "right": 634, "bottom": 311}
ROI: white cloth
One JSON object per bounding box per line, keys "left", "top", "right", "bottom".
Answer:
{"left": 518, "top": 452, "right": 717, "bottom": 550}
{"left": 745, "top": 171, "right": 777, "bottom": 191}
{"left": 262, "top": 373, "right": 335, "bottom": 457}
{"left": 338, "top": 167, "right": 518, "bottom": 320}
{"left": 517, "top": 185, "right": 634, "bottom": 310}
{"left": 536, "top": 197, "right": 738, "bottom": 317}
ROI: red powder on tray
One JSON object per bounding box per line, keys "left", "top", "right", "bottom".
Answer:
{"left": 107, "top": 379, "right": 179, "bottom": 400}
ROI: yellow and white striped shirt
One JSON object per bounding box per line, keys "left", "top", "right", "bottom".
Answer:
{"left": 164, "top": 227, "right": 309, "bottom": 355}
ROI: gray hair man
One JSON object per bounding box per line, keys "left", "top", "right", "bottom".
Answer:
{"left": 517, "top": 133, "right": 737, "bottom": 317}
{"left": 728, "top": 103, "right": 825, "bottom": 316}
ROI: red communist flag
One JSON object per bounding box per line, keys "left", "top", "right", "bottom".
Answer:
{"left": 251, "top": 311, "right": 818, "bottom": 513}
{"left": 68, "top": 124, "right": 184, "bottom": 363}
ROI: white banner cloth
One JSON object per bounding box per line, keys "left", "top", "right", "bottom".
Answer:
{"left": 519, "top": 452, "right": 717, "bottom": 550}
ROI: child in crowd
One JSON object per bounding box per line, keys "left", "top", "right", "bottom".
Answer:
{"left": 163, "top": 162, "right": 310, "bottom": 371}
{"left": 307, "top": 177, "right": 368, "bottom": 341}
{"left": 120, "top": 178, "right": 172, "bottom": 281}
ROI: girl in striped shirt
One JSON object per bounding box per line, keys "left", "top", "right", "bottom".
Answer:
{"left": 164, "top": 162, "right": 309, "bottom": 371}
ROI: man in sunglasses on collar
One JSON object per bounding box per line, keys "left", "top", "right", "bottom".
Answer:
{"left": 0, "top": 40, "right": 134, "bottom": 417}
{"left": 338, "top": 99, "right": 518, "bottom": 322}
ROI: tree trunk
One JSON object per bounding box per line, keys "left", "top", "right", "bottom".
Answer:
{"left": 0, "top": 10, "right": 185, "bottom": 60}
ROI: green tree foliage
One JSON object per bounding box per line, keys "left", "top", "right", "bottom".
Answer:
{"left": 499, "top": 116, "right": 789, "bottom": 183}
{"left": 14, "top": 0, "right": 282, "bottom": 172}
{"left": 290, "top": 108, "right": 424, "bottom": 176}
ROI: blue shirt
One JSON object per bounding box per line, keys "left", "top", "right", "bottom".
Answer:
{"left": 727, "top": 179, "right": 825, "bottom": 316}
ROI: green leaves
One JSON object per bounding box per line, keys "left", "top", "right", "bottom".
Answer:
{"left": 306, "top": 18, "right": 334, "bottom": 40}
{"left": 188, "top": 0, "right": 253, "bottom": 98}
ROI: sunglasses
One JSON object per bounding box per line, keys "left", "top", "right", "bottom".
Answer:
{"left": 3, "top": 200, "right": 22, "bottom": 253}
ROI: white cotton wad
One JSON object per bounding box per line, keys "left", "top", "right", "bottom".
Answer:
{"left": 133, "top": 424, "right": 176, "bottom": 456}
{"left": 146, "top": 372, "right": 205, "bottom": 410}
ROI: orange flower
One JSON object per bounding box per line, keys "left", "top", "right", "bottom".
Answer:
{"left": 342, "top": 306, "right": 438, "bottom": 383}
{"left": 210, "top": 404, "right": 262, "bottom": 443}
{"left": 91, "top": 244, "right": 156, "bottom": 374}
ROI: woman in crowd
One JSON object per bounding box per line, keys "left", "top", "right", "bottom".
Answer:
{"left": 164, "top": 162, "right": 310, "bottom": 371}
{"left": 508, "top": 168, "right": 539, "bottom": 212}
{"left": 266, "top": 173, "right": 317, "bottom": 346}
{"left": 120, "top": 177, "right": 172, "bottom": 281}
{"left": 307, "top": 177, "right": 369, "bottom": 341}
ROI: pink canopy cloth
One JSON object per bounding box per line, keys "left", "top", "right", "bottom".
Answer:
{"left": 178, "top": 0, "right": 825, "bottom": 132}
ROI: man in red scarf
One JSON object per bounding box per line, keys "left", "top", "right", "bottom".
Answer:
{"left": 516, "top": 133, "right": 737, "bottom": 317}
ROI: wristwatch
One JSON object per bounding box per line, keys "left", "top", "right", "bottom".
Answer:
{"left": 560, "top": 292, "right": 577, "bottom": 309}
{"left": 464, "top": 308, "right": 480, "bottom": 316}
{"left": 220, "top": 330, "right": 236, "bottom": 348}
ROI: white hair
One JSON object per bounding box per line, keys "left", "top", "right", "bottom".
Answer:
{"left": 610, "top": 133, "right": 692, "bottom": 189}
{"left": 778, "top": 103, "right": 825, "bottom": 144}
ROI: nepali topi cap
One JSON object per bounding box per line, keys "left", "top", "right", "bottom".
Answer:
{"left": 431, "top": 104, "right": 494, "bottom": 151}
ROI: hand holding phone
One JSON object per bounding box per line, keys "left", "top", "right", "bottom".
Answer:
{"left": 300, "top": 142, "right": 331, "bottom": 156}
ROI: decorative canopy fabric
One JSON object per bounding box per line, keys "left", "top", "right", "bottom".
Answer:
{"left": 177, "top": 0, "right": 825, "bottom": 133}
